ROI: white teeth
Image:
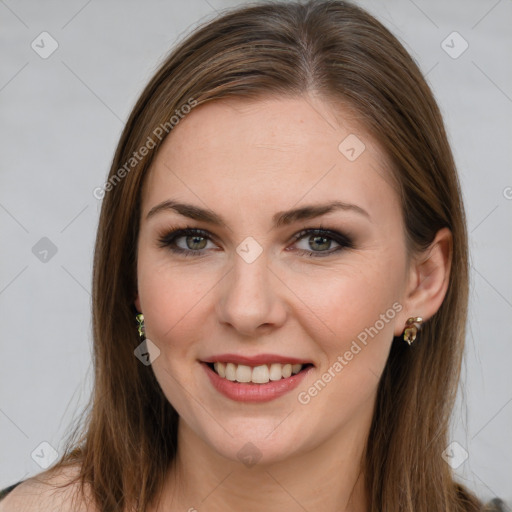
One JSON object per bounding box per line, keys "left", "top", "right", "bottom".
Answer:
{"left": 214, "top": 361, "right": 226, "bottom": 378}
{"left": 291, "top": 364, "right": 302, "bottom": 375}
{"left": 235, "top": 364, "right": 252, "bottom": 383}
{"left": 211, "top": 362, "right": 306, "bottom": 383}
{"left": 225, "top": 362, "right": 236, "bottom": 381}
{"left": 252, "top": 365, "right": 270, "bottom": 384}
{"left": 269, "top": 363, "right": 283, "bottom": 381}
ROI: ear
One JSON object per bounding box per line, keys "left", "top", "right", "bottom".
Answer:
{"left": 394, "top": 227, "right": 453, "bottom": 336}
{"left": 134, "top": 293, "right": 141, "bottom": 313}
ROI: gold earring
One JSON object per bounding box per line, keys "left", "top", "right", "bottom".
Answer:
{"left": 136, "top": 313, "right": 145, "bottom": 337}
{"left": 403, "top": 317, "right": 423, "bottom": 345}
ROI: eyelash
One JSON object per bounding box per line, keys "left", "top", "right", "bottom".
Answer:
{"left": 156, "top": 224, "right": 355, "bottom": 258}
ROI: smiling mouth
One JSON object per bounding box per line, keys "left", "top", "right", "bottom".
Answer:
{"left": 205, "top": 361, "right": 314, "bottom": 384}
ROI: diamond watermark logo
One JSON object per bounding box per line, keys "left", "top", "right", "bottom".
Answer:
{"left": 134, "top": 338, "right": 161, "bottom": 366}
{"left": 32, "top": 237, "right": 58, "bottom": 263}
{"left": 31, "top": 441, "right": 59, "bottom": 469}
{"left": 338, "top": 134, "right": 366, "bottom": 161}
{"left": 31, "top": 31, "right": 59, "bottom": 59}
{"left": 441, "top": 31, "right": 468, "bottom": 59}
{"left": 441, "top": 441, "right": 469, "bottom": 469}
{"left": 236, "top": 236, "right": 263, "bottom": 264}
{"left": 237, "top": 442, "right": 262, "bottom": 468}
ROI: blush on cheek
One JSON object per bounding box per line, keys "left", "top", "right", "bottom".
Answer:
{"left": 317, "top": 294, "right": 398, "bottom": 369}
{"left": 139, "top": 271, "right": 195, "bottom": 330}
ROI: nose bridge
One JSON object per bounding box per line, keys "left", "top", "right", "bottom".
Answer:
{"left": 216, "top": 243, "right": 286, "bottom": 335}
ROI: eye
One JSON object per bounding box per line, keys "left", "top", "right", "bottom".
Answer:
{"left": 290, "top": 228, "right": 354, "bottom": 257}
{"left": 157, "top": 226, "right": 354, "bottom": 258}
{"left": 157, "top": 227, "right": 216, "bottom": 256}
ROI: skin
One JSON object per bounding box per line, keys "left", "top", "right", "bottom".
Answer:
{"left": 132, "top": 94, "right": 452, "bottom": 512}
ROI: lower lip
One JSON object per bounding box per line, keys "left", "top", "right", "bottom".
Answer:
{"left": 201, "top": 363, "right": 314, "bottom": 403}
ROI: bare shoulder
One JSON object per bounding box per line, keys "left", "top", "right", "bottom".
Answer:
{"left": 0, "top": 465, "right": 98, "bottom": 512}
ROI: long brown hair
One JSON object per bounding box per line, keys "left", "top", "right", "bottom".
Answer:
{"left": 38, "top": 1, "right": 483, "bottom": 510}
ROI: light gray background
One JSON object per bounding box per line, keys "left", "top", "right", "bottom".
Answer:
{"left": 1, "top": 0, "right": 511, "bottom": 505}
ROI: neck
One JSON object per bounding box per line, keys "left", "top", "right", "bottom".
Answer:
{"left": 155, "top": 411, "right": 372, "bottom": 511}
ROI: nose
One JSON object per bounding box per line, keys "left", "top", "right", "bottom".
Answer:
{"left": 215, "top": 250, "right": 288, "bottom": 338}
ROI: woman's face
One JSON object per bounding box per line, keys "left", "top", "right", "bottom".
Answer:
{"left": 135, "top": 95, "right": 412, "bottom": 465}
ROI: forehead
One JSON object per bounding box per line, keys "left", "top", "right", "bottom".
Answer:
{"left": 141, "top": 95, "right": 400, "bottom": 226}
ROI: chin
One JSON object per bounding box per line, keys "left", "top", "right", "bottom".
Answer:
{"left": 211, "top": 437, "right": 298, "bottom": 467}
{"left": 198, "top": 416, "right": 310, "bottom": 467}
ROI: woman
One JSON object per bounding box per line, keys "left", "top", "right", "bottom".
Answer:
{"left": 0, "top": 0, "right": 505, "bottom": 510}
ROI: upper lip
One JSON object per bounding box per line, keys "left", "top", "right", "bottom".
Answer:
{"left": 201, "top": 353, "right": 314, "bottom": 366}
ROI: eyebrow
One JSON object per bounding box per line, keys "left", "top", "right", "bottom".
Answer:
{"left": 146, "top": 199, "right": 370, "bottom": 227}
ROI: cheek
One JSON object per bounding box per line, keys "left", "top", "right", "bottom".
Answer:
{"left": 136, "top": 231, "right": 200, "bottom": 311}
{"left": 288, "top": 257, "right": 403, "bottom": 351}
{"left": 283, "top": 260, "right": 403, "bottom": 420}
{"left": 289, "top": 269, "right": 402, "bottom": 429}
{"left": 136, "top": 258, "right": 212, "bottom": 413}
{"left": 138, "top": 265, "right": 207, "bottom": 351}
